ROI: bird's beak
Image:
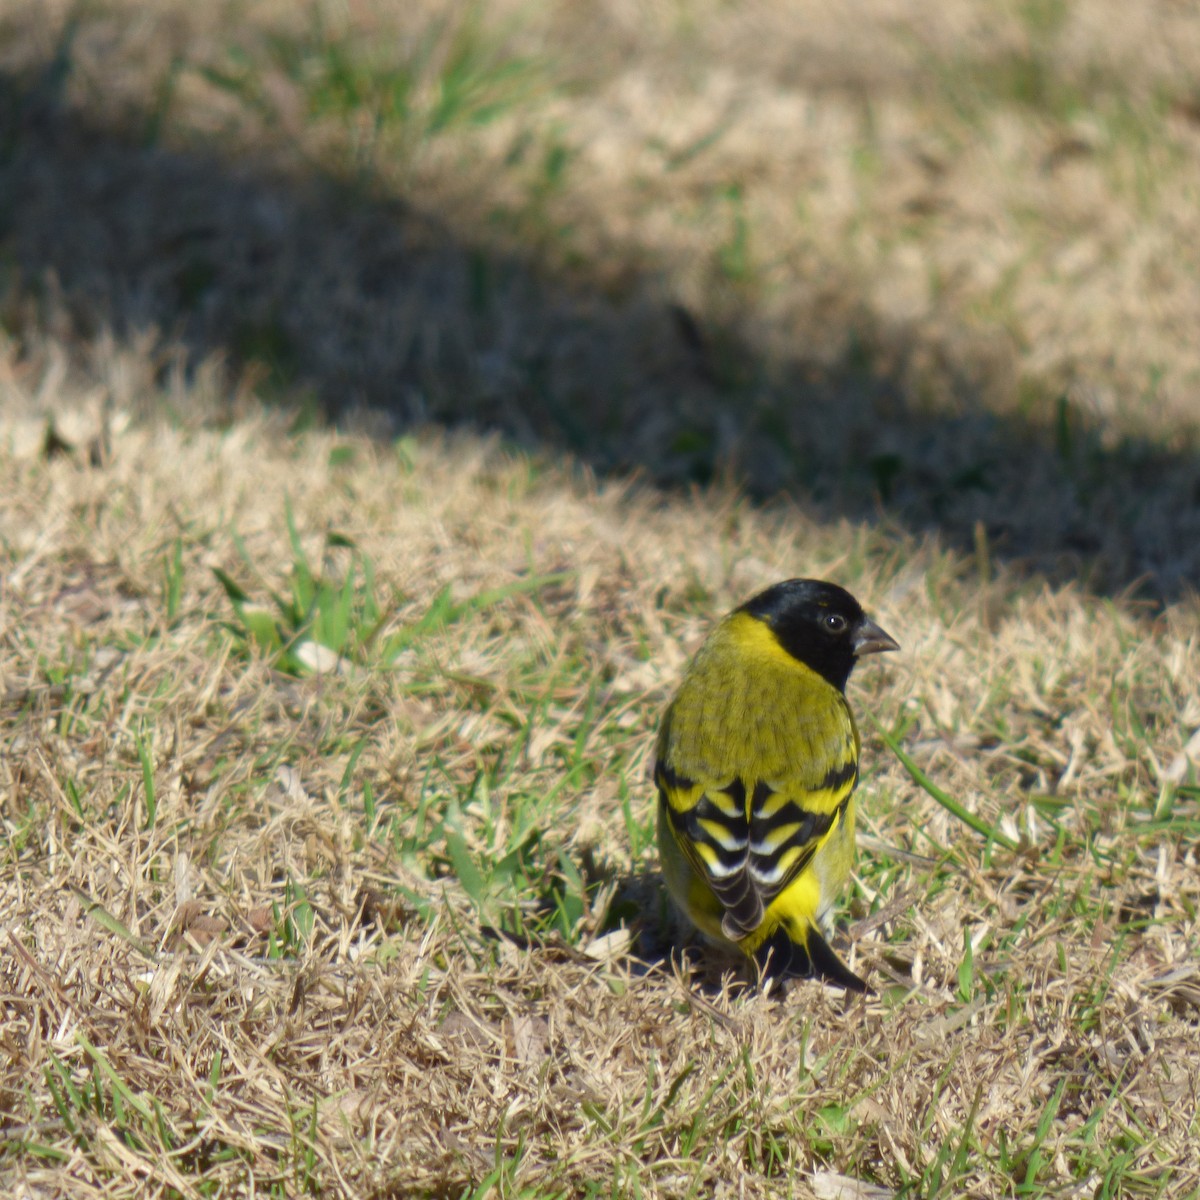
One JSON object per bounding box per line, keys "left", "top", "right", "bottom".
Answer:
{"left": 853, "top": 618, "right": 900, "bottom": 657}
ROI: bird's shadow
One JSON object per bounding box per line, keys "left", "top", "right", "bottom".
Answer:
{"left": 586, "top": 848, "right": 912, "bottom": 999}
{"left": 475, "top": 853, "right": 735, "bottom": 992}
{"left": 482, "top": 849, "right": 879, "bottom": 1001}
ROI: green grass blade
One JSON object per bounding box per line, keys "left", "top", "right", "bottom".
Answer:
{"left": 76, "top": 1033, "right": 156, "bottom": 1125}
{"left": 872, "top": 717, "right": 1020, "bottom": 852}
{"left": 71, "top": 889, "right": 157, "bottom": 959}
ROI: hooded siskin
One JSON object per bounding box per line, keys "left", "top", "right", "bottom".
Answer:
{"left": 655, "top": 579, "right": 898, "bottom": 991}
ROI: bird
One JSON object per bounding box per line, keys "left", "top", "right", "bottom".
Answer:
{"left": 654, "top": 579, "right": 898, "bottom": 992}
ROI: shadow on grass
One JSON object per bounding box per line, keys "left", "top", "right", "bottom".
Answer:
{"left": 3, "top": 56, "right": 1199, "bottom": 601}
{"left": 482, "top": 854, "right": 815, "bottom": 999}
{"left": 471, "top": 848, "right": 675, "bottom": 975}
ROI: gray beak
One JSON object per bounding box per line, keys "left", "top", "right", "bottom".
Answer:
{"left": 853, "top": 617, "right": 900, "bottom": 657}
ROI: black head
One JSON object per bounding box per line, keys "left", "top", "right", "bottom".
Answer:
{"left": 738, "top": 579, "right": 898, "bottom": 691}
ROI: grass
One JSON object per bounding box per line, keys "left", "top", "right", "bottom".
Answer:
{"left": 1, "top": 0, "right": 1200, "bottom": 1196}
{"left": 2, "top": 416, "right": 1198, "bottom": 1197}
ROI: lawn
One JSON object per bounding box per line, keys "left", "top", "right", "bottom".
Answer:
{"left": 2, "top": 2, "right": 1200, "bottom": 1196}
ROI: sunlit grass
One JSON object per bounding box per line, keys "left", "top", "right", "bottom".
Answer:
{"left": 1, "top": 410, "right": 1197, "bottom": 1197}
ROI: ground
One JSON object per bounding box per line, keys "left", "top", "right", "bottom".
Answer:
{"left": 2, "top": 2, "right": 1200, "bottom": 1197}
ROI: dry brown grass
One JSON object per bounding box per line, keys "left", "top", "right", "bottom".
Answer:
{"left": 2, "top": 405, "right": 1199, "bottom": 1196}
{"left": 3, "top": 1, "right": 1200, "bottom": 1196}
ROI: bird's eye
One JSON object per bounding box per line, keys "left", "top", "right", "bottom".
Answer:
{"left": 823, "top": 613, "right": 848, "bottom": 635}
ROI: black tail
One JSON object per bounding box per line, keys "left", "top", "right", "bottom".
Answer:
{"left": 754, "top": 924, "right": 870, "bottom": 994}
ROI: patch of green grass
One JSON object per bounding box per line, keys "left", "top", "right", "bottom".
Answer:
{"left": 200, "top": 2, "right": 546, "bottom": 184}
{"left": 395, "top": 699, "right": 620, "bottom": 944}
{"left": 213, "top": 502, "right": 570, "bottom": 677}
{"left": 36, "top": 1033, "right": 231, "bottom": 1186}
